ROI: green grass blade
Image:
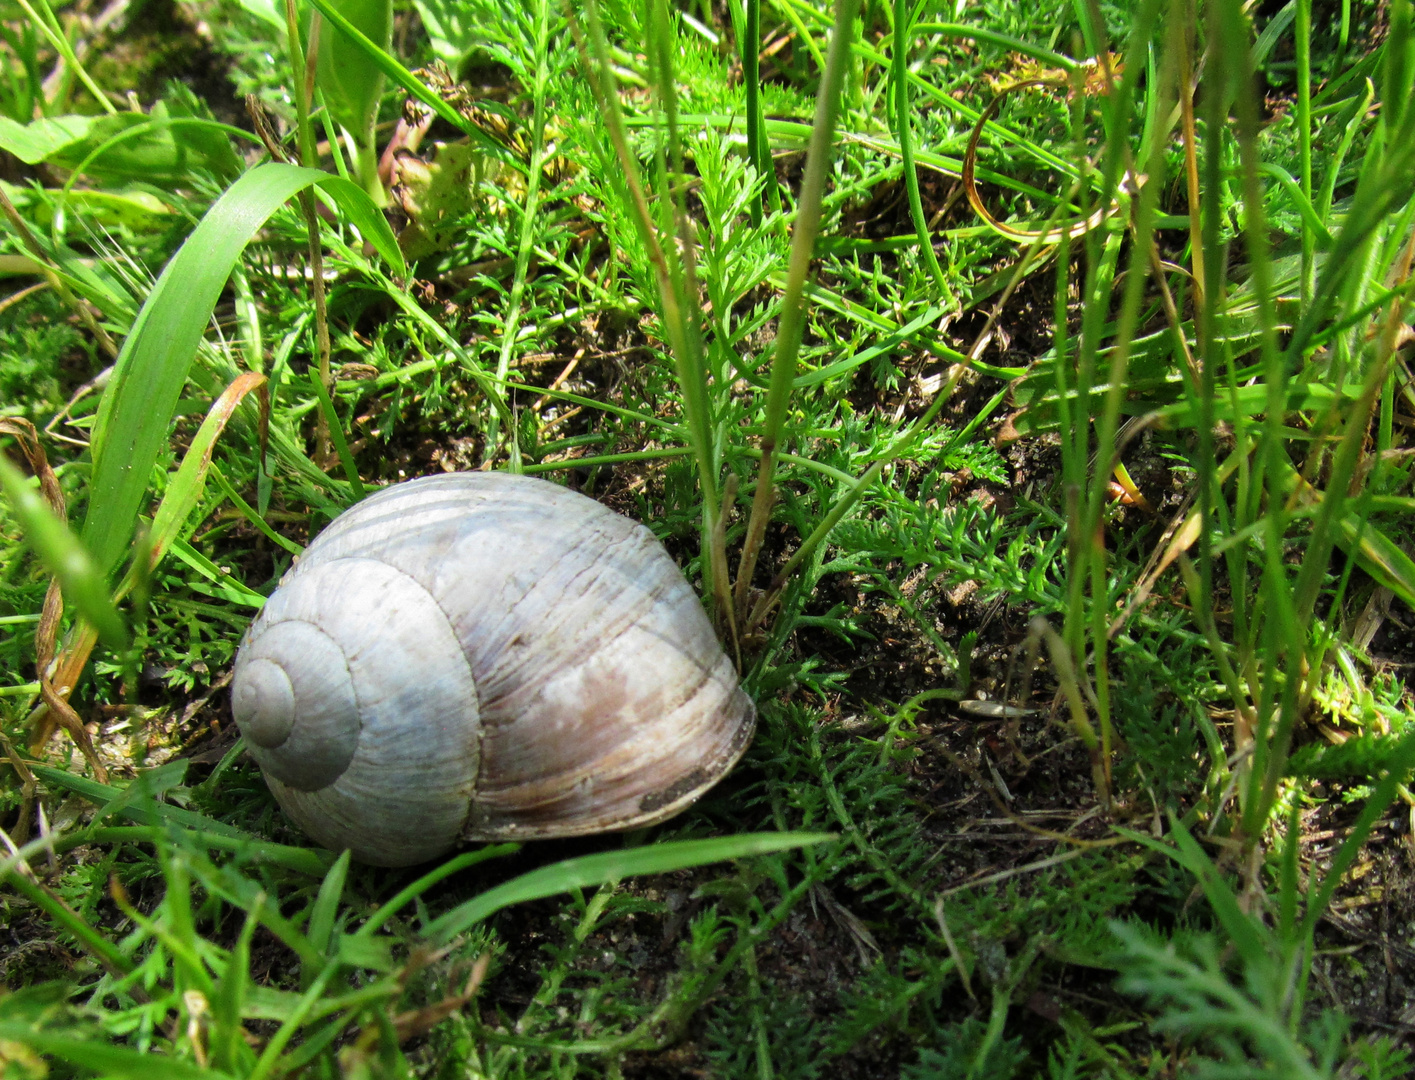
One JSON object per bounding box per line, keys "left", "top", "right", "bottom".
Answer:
{"left": 209, "top": 463, "right": 305, "bottom": 556}
{"left": 577, "top": 0, "right": 719, "bottom": 508}
{"left": 168, "top": 537, "right": 269, "bottom": 608}
{"left": 82, "top": 163, "right": 401, "bottom": 577}
{"left": 357, "top": 844, "right": 520, "bottom": 937}
{"left": 1271, "top": 457, "right": 1415, "bottom": 608}
{"left": 1256, "top": 161, "right": 1332, "bottom": 248}
{"left": 30, "top": 762, "right": 250, "bottom": 839}
{"left": 0, "top": 1026, "right": 238, "bottom": 1080}
{"left": 317, "top": 174, "right": 406, "bottom": 274}
{"left": 1296, "top": 0, "right": 1314, "bottom": 301}
{"left": 736, "top": 0, "right": 861, "bottom": 610}
{"left": 892, "top": 0, "right": 949, "bottom": 298}
{"left": 247, "top": 965, "right": 339, "bottom": 1080}
{"left": 910, "top": 23, "right": 1078, "bottom": 71}
{"left": 754, "top": 0, "right": 860, "bottom": 451}
{"left": 308, "top": 369, "right": 366, "bottom": 500}
{"left": 141, "top": 373, "right": 270, "bottom": 575}
{"left": 741, "top": 0, "right": 774, "bottom": 221}
{"left": 10, "top": 0, "right": 116, "bottom": 118}
{"left": 179, "top": 848, "right": 326, "bottom": 968}
{"left": 58, "top": 826, "right": 333, "bottom": 875}
{"left": 0, "top": 452, "right": 128, "bottom": 651}
{"left": 211, "top": 901, "right": 262, "bottom": 1074}
{"left": 1163, "top": 815, "right": 1273, "bottom": 974}
{"left": 92, "top": 759, "right": 189, "bottom": 825}
{"left": 381, "top": 285, "right": 514, "bottom": 424}
{"left": 423, "top": 832, "right": 835, "bottom": 944}
{"left": 302, "top": 850, "right": 350, "bottom": 986}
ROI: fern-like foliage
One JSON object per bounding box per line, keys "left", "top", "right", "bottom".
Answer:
{"left": 1287, "top": 732, "right": 1415, "bottom": 781}
{"left": 1112, "top": 921, "right": 1349, "bottom": 1080}
{"left": 902, "top": 1017, "right": 1027, "bottom": 1080}
{"left": 824, "top": 947, "right": 954, "bottom": 1057}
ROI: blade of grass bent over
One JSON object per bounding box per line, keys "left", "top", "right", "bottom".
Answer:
{"left": 82, "top": 162, "right": 403, "bottom": 578}
{"left": 145, "top": 372, "right": 271, "bottom": 572}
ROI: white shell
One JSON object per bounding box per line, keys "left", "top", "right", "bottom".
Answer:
{"left": 230, "top": 472, "right": 756, "bottom": 866}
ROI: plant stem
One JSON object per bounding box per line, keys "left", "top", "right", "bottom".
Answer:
{"left": 892, "top": 0, "right": 949, "bottom": 299}
{"left": 286, "top": 0, "right": 333, "bottom": 468}
{"left": 574, "top": 0, "right": 724, "bottom": 612}
{"left": 16, "top": 0, "right": 116, "bottom": 115}
{"left": 743, "top": 0, "right": 773, "bottom": 224}
{"left": 1296, "top": 0, "right": 1313, "bottom": 304}
{"left": 488, "top": 0, "right": 553, "bottom": 471}
{"left": 735, "top": 0, "right": 861, "bottom": 616}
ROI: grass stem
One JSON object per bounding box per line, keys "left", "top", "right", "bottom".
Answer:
{"left": 892, "top": 0, "right": 950, "bottom": 301}
{"left": 735, "top": 0, "right": 861, "bottom": 617}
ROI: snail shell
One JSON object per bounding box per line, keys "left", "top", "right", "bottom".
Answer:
{"left": 230, "top": 472, "right": 755, "bottom": 867}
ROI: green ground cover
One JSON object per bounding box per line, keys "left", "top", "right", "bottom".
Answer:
{"left": 2, "top": 0, "right": 1415, "bottom": 1074}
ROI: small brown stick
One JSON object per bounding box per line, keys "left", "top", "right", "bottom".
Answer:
{"left": 933, "top": 898, "right": 976, "bottom": 1000}
{"left": 1108, "top": 490, "right": 1198, "bottom": 640}
{"left": 934, "top": 740, "right": 1121, "bottom": 849}
{"left": 530, "top": 347, "right": 584, "bottom": 415}
{"left": 1146, "top": 248, "right": 1202, "bottom": 393}
{"left": 246, "top": 95, "right": 290, "bottom": 163}
{"left": 0, "top": 420, "right": 108, "bottom": 780}
{"left": 537, "top": 405, "right": 582, "bottom": 437}
{"left": 936, "top": 847, "right": 1091, "bottom": 898}
{"left": 44, "top": 365, "right": 114, "bottom": 447}
{"left": 391, "top": 952, "right": 492, "bottom": 1043}
{"left": 0, "top": 730, "right": 36, "bottom": 844}
{"left": 175, "top": 670, "right": 234, "bottom": 748}
{"left": 0, "top": 281, "right": 48, "bottom": 316}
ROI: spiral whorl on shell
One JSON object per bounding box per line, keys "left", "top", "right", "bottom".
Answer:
{"left": 230, "top": 472, "right": 756, "bottom": 867}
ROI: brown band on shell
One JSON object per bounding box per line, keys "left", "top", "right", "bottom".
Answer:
{"left": 638, "top": 767, "right": 712, "bottom": 815}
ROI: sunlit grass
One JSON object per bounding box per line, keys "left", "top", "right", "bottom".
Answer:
{"left": 0, "top": 0, "right": 1413, "bottom": 1073}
